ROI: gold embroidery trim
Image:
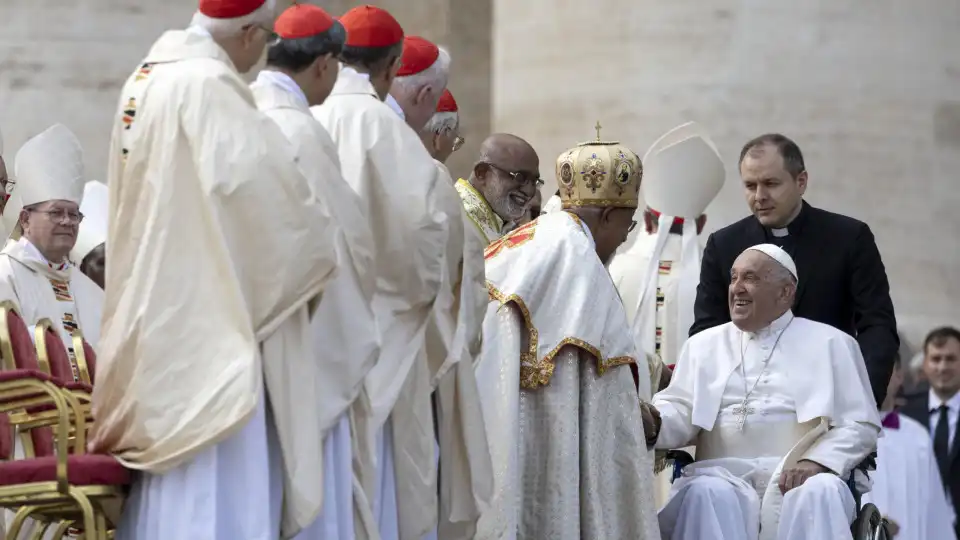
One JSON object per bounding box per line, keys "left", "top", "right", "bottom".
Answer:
{"left": 456, "top": 178, "right": 504, "bottom": 244}
{"left": 487, "top": 282, "right": 635, "bottom": 390}
{"left": 561, "top": 198, "right": 638, "bottom": 209}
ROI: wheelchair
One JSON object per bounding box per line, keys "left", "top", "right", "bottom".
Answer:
{"left": 665, "top": 450, "right": 892, "bottom": 539}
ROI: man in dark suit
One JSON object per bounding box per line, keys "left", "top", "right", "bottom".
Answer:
{"left": 902, "top": 326, "right": 960, "bottom": 536}
{"left": 690, "top": 133, "right": 899, "bottom": 406}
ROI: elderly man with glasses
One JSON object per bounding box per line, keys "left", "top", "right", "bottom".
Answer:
{"left": 0, "top": 123, "right": 103, "bottom": 369}
{"left": 456, "top": 132, "right": 542, "bottom": 245}
{"left": 420, "top": 88, "right": 464, "bottom": 164}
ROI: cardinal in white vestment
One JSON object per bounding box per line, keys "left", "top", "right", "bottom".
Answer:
{"left": 861, "top": 358, "right": 956, "bottom": 540}
{"left": 0, "top": 124, "right": 103, "bottom": 360}
{"left": 392, "top": 41, "right": 494, "bottom": 539}
{"left": 70, "top": 181, "right": 107, "bottom": 289}
{"left": 455, "top": 133, "right": 541, "bottom": 246}
{"left": 251, "top": 5, "right": 379, "bottom": 539}
{"left": 419, "top": 89, "right": 463, "bottom": 165}
{"left": 607, "top": 123, "right": 725, "bottom": 507}
{"left": 312, "top": 7, "right": 458, "bottom": 539}
{"left": 649, "top": 243, "right": 882, "bottom": 540}
{"left": 475, "top": 131, "right": 660, "bottom": 540}
{"left": 89, "top": 0, "right": 343, "bottom": 538}
{"left": 609, "top": 122, "right": 724, "bottom": 398}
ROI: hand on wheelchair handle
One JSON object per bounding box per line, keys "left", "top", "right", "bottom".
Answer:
{"left": 778, "top": 459, "right": 829, "bottom": 494}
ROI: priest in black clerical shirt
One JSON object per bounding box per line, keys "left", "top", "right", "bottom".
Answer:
{"left": 690, "top": 133, "right": 899, "bottom": 406}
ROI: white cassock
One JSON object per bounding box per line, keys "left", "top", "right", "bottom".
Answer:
{"left": 91, "top": 26, "right": 340, "bottom": 540}
{"left": 476, "top": 211, "right": 660, "bottom": 540}
{"left": 313, "top": 66, "right": 455, "bottom": 540}
{"left": 251, "top": 70, "right": 380, "bottom": 540}
{"left": 861, "top": 412, "right": 956, "bottom": 540}
{"left": 654, "top": 312, "right": 882, "bottom": 540}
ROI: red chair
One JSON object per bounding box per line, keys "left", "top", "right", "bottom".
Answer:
{"left": 0, "top": 306, "right": 128, "bottom": 538}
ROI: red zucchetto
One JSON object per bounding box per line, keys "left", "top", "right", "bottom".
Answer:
{"left": 397, "top": 36, "right": 439, "bottom": 76}
{"left": 198, "top": 0, "right": 266, "bottom": 19}
{"left": 274, "top": 4, "right": 336, "bottom": 39}
{"left": 436, "top": 89, "right": 457, "bottom": 113}
{"left": 339, "top": 5, "right": 404, "bottom": 48}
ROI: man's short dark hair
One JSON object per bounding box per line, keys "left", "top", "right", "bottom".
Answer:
{"left": 739, "top": 133, "right": 806, "bottom": 179}
{"left": 267, "top": 31, "right": 345, "bottom": 73}
{"left": 338, "top": 42, "right": 403, "bottom": 75}
{"left": 923, "top": 326, "right": 960, "bottom": 353}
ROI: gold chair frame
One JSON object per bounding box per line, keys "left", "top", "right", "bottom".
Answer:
{"left": 0, "top": 303, "right": 119, "bottom": 539}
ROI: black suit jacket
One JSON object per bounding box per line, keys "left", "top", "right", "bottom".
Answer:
{"left": 901, "top": 395, "right": 960, "bottom": 535}
{"left": 690, "top": 201, "right": 899, "bottom": 405}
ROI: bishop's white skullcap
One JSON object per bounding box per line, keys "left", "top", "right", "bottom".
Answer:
{"left": 744, "top": 243, "right": 798, "bottom": 282}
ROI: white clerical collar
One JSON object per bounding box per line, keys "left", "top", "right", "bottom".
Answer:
{"left": 256, "top": 70, "right": 309, "bottom": 109}
{"left": 339, "top": 64, "right": 369, "bottom": 81}
{"left": 771, "top": 227, "right": 789, "bottom": 237}
{"left": 186, "top": 25, "right": 212, "bottom": 38}
{"left": 385, "top": 94, "right": 405, "bottom": 119}
{"left": 744, "top": 309, "right": 794, "bottom": 340}
{"left": 929, "top": 387, "right": 960, "bottom": 413}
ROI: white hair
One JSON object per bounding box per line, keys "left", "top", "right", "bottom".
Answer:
{"left": 190, "top": 0, "right": 276, "bottom": 38}
{"left": 422, "top": 111, "right": 459, "bottom": 135}
{"left": 392, "top": 46, "right": 451, "bottom": 97}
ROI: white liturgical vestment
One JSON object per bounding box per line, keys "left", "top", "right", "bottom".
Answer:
{"left": 654, "top": 311, "right": 881, "bottom": 540}
{"left": 91, "top": 27, "right": 340, "bottom": 540}
{"left": 476, "top": 211, "right": 659, "bottom": 540}
{"left": 313, "top": 66, "right": 456, "bottom": 540}
{"left": 251, "top": 69, "right": 380, "bottom": 540}
{"left": 861, "top": 412, "right": 956, "bottom": 540}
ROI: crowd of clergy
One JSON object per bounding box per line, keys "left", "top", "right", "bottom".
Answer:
{"left": 0, "top": 0, "right": 958, "bottom": 539}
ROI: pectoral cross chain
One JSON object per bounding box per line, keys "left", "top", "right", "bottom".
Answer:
{"left": 732, "top": 400, "right": 755, "bottom": 431}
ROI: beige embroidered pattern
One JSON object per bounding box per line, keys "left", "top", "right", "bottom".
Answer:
{"left": 487, "top": 283, "right": 635, "bottom": 390}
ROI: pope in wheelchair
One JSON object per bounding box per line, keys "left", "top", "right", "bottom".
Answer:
{"left": 641, "top": 244, "right": 884, "bottom": 540}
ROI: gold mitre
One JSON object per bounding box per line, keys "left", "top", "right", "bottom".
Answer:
{"left": 555, "top": 122, "right": 643, "bottom": 209}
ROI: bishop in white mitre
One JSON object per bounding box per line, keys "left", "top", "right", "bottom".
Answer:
{"left": 70, "top": 180, "right": 107, "bottom": 289}
{"left": 475, "top": 133, "right": 659, "bottom": 540}
{"left": 649, "top": 244, "right": 882, "bottom": 540}
{"left": 391, "top": 37, "right": 493, "bottom": 540}
{"left": 609, "top": 122, "right": 724, "bottom": 399}
{"left": 607, "top": 122, "right": 725, "bottom": 507}
{"left": 89, "top": 0, "right": 342, "bottom": 538}
{"left": 312, "top": 7, "right": 462, "bottom": 540}
{"left": 0, "top": 124, "right": 103, "bottom": 358}
{"left": 861, "top": 358, "right": 956, "bottom": 540}
{"left": 251, "top": 4, "right": 378, "bottom": 539}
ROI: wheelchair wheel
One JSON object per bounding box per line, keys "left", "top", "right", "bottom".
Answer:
{"left": 853, "top": 503, "right": 887, "bottom": 540}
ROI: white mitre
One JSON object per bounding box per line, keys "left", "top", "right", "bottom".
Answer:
{"left": 628, "top": 122, "right": 725, "bottom": 357}
{"left": 7, "top": 124, "right": 85, "bottom": 239}
{"left": 71, "top": 180, "right": 108, "bottom": 264}
{"left": 745, "top": 243, "right": 798, "bottom": 282}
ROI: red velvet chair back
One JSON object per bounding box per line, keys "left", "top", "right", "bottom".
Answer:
{"left": 37, "top": 322, "right": 75, "bottom": 383}
{"left": 1, "top": 308, "right": 54, "bottom": 457}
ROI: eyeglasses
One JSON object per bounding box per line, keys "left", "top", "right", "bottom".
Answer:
{"left": 1, "top": 179, "right": 14, "bottom": 195}
{"left": 453, "top": 136, "right": 465, "bottom": 153}
{"left": 29, "top": 208, "right": 84, "bottom": 224}
{"left": 484, "top": 162, "right": 544, "bottom": 189}
{"left": 628, "top": 220, "right": 637, "bottom": 233}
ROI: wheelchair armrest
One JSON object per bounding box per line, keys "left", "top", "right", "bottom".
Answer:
{"left": 665, "top": 450, "right": 695, "bottom": 483}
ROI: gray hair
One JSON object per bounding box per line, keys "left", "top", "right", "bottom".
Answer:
{"left": 422, "top": 111, "right": 458, "bottom": 135}
{"left": 391, "top": 46, "right": 451, "bottom": 98}
{"left": 190, "top": 0, "right": 276, "bottom": 38}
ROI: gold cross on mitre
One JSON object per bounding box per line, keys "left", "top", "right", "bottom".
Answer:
{"left": 594, "top": 121, "right": 602, "bottom": 141}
